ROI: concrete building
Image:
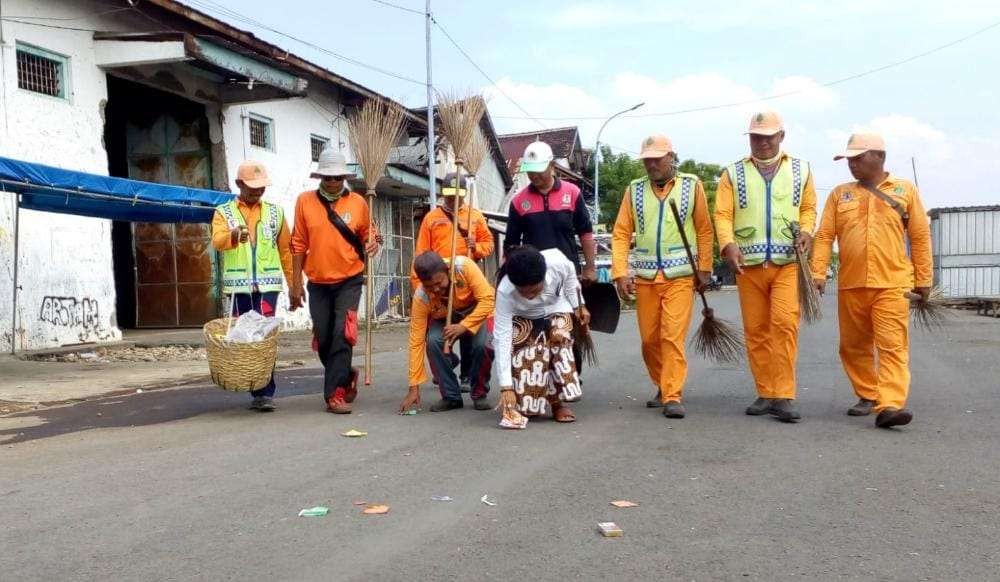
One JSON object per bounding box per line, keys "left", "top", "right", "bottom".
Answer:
{"left": 929, "top": 205, "right": 1000, "bottom": 299}
{"left": 0, "top": 0, "right": 509, "bottom": 352}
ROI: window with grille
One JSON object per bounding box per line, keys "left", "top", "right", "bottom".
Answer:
{"left": 248, "top": 114, "right": 274, "bottom": 150}
{"left": 16, "top": 43, "right": 69, "bottom": 100}
{"left": 310, "top": 135, "right": 330, "bottom": 162}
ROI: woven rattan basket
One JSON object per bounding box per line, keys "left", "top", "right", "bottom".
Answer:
{"left": 203, "top": 317, "right": 280, "bottom": 391}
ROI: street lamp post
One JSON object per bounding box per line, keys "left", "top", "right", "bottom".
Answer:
{"left": 592, "top": 102, "right": 644, "bottom": 225}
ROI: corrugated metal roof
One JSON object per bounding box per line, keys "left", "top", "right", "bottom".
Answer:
{"left": 928, "top": 205, "right": 1000, "bottom": 218}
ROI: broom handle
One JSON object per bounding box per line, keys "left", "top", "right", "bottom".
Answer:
{"left": 444, "top": 163, "right": 464, "bottom": 353}
{"left": 364, "top": 190, "right": 375, "bottom": 385}
{"left": 667, "top": 198, "right": 710, "bottom": 312}
{"left": 465, "top": 176, "right": 475, "bottom": 255}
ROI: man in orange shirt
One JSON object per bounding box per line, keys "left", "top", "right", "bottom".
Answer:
{"left": 714, "top": 111, "right": 817, "bottom": 423}
{"left": 411, "top": 172, "right": 494, "bottom": 392}
{"left": 811, "top": 133, "right": 932, "bottom": 429}
{"left": 611, "top": 135, "right": 714, "bottom": 419}
{"left": 211, "top": 160, "right": 293, "bottom": 412}
{"left": 399, "top": 251, "right": 495, "bottom": 413}
{"left": 290, "top": 149, "right": 380, "bottom": 414}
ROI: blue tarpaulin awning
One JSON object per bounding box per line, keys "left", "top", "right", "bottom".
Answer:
{"left": 0, "top": 156, "right": 234, "bottom": 223}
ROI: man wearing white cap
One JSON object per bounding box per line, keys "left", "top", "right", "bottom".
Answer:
{"left": 506, "top": 141, "right": 597, "bottom": 374}
{"left": 611, "top": 135, "right": 715, "bottom": 419}
{"left": 290, "top": 148, "right": 380, "bottom": 414}
{"left": 714, "top": 111, "right": 817, "bottom": 423}
{"left": 811, "top": 133, "right": 932, "bottom": 429}
{"left": 211, "top": 160, "right": 294, "bottom": 412}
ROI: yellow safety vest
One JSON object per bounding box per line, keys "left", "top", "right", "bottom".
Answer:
{"left": 727, "top": 156, "right": 809, "bottom": 266}
{"left": 217, "top": 200, "right": 284, "bottom": 294}
{"left": 628, "top": 173, "right": 699, "bottom": 280}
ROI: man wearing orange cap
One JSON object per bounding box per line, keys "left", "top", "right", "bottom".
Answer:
{"left": 211, "top": 160, "right": 294, "bottom": 412}
{"left": 714, "top": 111, "right": 817, "bottom": 423}
{"left": 811, "top": 133, "right": 932, "bottom": 429}
{"left": 611, "top": 135, "right": 714, "bottom": 419}
{"left": 290, "top": 148, "right": 380, "bottom": 415}
{"left": 410, "top": 172, "right": 494, "bottom": 393}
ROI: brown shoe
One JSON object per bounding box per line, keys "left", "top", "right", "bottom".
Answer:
{"left": 326, "top": 388, "right": 352, "bottom": 414}
{"left": 875, "top": 408, "right": 912, "bottom": 429}
{"left": 847, "top": 398, "right": 875, "bottom": 416}
{"left": 343, "top": 368, "right": 360, "bottom": 404}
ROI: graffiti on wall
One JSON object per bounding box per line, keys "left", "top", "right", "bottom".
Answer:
{"left": 39, "top": 296, "right": 103, "bottom": 332}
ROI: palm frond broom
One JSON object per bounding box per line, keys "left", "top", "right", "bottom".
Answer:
{"left": 435, "top": 91, "right": 487, "bottom": 353}
{"left": 789, "top": 220, "right": 822, "bottom": 324}
{"left": 461, "top": 128, "right": 491, "bottom": 250}
{"left": 574, "top": 288, "right": 598, "bottom": 367}
{"left": 347, "top": 98, "right": 407, "bottom": 386}
{"left": 668, "top": 199, "right": 744, "bottom": 364}
{"left": 906, "top": 286, "right": 949, "bottom": 331}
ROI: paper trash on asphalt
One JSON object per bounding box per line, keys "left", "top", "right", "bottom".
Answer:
{"left": 610, "top": 500, "right": 639, "bottom": 508}
{"left": 362, "top": 504, "right": 390, "bottom": 515}
{"left": 298, "top": 506, "right": 329, "bottom": 517}
{"left": 480, "top": 495, "right": 497, "bottom": 506}
{"left": 341, "top": 429, "right": 368, "bottom": 438}
{"left": 431, "top": 496, "right": 453, "bottom": 502}
{"left": 598, "top": 522, "right": 623, "bottom": 537}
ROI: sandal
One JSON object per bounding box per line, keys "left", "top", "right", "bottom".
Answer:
{"left": 553, "top": 405, "right": 576, "bottom": 423}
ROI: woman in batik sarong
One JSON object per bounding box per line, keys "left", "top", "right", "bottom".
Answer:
{"left": 494, "top": 246, "right": 590, "bottom": 427}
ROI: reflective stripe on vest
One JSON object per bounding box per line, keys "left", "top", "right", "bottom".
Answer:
{"left": 728, "top": 156, "right": 809, "bottom": 266}
{"left": 218, "top": 200, "right": 285, "bottom": 294}
{"left": 629, "top": 174, "right": 699, "bottom": 280}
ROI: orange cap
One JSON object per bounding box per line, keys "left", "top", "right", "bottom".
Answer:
{"left": 638, "top": 135, "right": 674, "bottom": 159}
{"left": 746, "top": 111, "right": 784, "bottom": 136}
{"left": 834, "top": 132, "right": 886, "bottom": 160}
{"left": 236, "top": 160, "right": 271, "bottom": 188}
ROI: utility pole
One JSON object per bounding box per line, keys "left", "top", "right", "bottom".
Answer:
{"left": 425, "top": 0, "right": 437, "bottom": 207}
{"left": 911, "top": 156, "right": 920, "bottom": 187}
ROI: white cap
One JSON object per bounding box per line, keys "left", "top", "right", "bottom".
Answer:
{"left": 519, "top": 141, "right": 554, "bottom": 173}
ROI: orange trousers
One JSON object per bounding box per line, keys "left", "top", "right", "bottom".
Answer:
{"left": 838, "top": 287, "right": 910, "bottom": 413}
{"left": 736, "top": 263, "right": 800, "bottom": 399}
{"left": 635, "top": 277, "right": 696, "bottom": 403}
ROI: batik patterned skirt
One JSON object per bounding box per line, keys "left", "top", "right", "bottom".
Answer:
{"left": 510, "top": 313, "right": 582, "bottom": 415}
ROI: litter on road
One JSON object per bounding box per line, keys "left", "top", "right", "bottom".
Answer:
{"left": 431, "top": 495, "right": 454, "bottom": 502}
{"left": 341, "top": 429, "right": 368, "bottom": 438}
{"left": 610, "top": 500, "right": 639, "bottom": 508}
{"left": 480, "top": 495, "right": 497, "bottom": 506}
{"left": 362, "top": 504, "right": 390, "bottom": 515}
{"left": 598, "top": 522, "right": 623, "bottom": 537}
{"left": 298, "top": 507, "right": 329, "bottom": 517}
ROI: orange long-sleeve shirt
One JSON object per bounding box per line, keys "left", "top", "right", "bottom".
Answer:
{"left": 811, "top": 174, "right": 932, "bottom": 290}
{"left": 211, "top": 199, "right": 294, "bottom": 285}
{"left": 714, "top": 154, "right": 818, "bottom": 249}
{"left": 407, "top": 257, "right": 495, "bottom": 386}
{"left": 410, "top": 204, "right": 494, "bottom": 288}
{"left": 611, "top": 177, "right": 715, "bottom": 281}
{"left": 290, "top": 190, "right": 378, "bottom": 284}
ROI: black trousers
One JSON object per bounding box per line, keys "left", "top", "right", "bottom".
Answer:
{"left": 308, "top": 275, "right": 364, "bottom": 399}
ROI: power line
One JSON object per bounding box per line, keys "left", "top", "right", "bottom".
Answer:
{"left": 430, "top": 15, "right": 546, "bottom": 130}
{"left": 494, "top": 19, "right": 1000, "bottom": 121}
{"left": 181, "top": 0, "right": 426, "bottom": 86}
{"left": 366, "top": 0, "right": 425, "bottom": 16}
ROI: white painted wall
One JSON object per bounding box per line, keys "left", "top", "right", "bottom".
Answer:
{"left": 0, "top": 4, "right": 121, "bottom": 352}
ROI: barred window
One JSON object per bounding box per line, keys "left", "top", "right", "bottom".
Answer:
{"left": 16, "top": 43, "right": 69, "bottom": 99}
{"left": 310, "top": 135, "right": 329, "bottom": 162}
{"left": 249, "top": 114, "right": 274, "bottom": 150}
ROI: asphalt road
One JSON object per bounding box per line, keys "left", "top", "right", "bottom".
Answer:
{"left": 2, "top": 290, "right": 999, "bottom": 581}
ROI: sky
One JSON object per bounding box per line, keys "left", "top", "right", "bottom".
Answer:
{"left": 187, "top": 0, "right": 1000, "bottom": 212}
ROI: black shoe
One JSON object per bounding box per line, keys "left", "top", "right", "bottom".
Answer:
{"left": 662, "top": 401, "right": 686, "bottom": 419}
{"left": 430, "top": 398, "right": 464, "bottom": 412}
{"left": 769, "top": 399, "right": 801, "bottom": 423}
{"left": 257, "top": 397, "right": 276, "bottom": 412}
{"left": 460, "top": 378, "right": 471, "bottom": 394}
{"left": 472, "top": 397, "right": 491, "bottom": 411}
{"left": 646, "top": 390, "right": 664, "bottom": 408}
{"left": 745, "top": 397, "right": 772, "bottom": 416}
{"left": 875, "top": 408, "right": 913, "bottom": 429}
{"left": 249, "top": 397, "right": 263, "bottom": 411}
{"left": 848, "top": 399, "right": 876, "bottom": 416}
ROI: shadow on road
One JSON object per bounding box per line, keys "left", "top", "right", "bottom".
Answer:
{"left": 0, "top": 368, "right": 325, "bottom": 445}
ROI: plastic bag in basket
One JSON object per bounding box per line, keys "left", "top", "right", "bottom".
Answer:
{"left": 225, "top": 311, "right": 282, "bottom": 343}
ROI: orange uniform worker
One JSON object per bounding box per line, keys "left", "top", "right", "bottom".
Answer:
{"left": 211, "top": 160, "right": 293, "bottom": 412}
{"left": 714, "top": 111, "right": 817, "bottom": 423}
{"left": 611, "top": 135, "right": 714, "bottom": 419}
{"left": 811, "top": 133, "right": 932, "bottom": 429}
{"left": 399, "top": 251, "right": 495, "bottom": 413}
{"left": 410, "top": 172, "right": 494, "bottom": 289}
{"left": 289, "top": 148, "right": 380, "bottom": 415}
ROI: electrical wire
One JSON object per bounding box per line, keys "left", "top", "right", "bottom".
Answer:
{"left": 493, "top": 19, "right": 1000, "bottom": 121}
{"left": 366, "top": 0, "right": 424, "bottom": 16}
